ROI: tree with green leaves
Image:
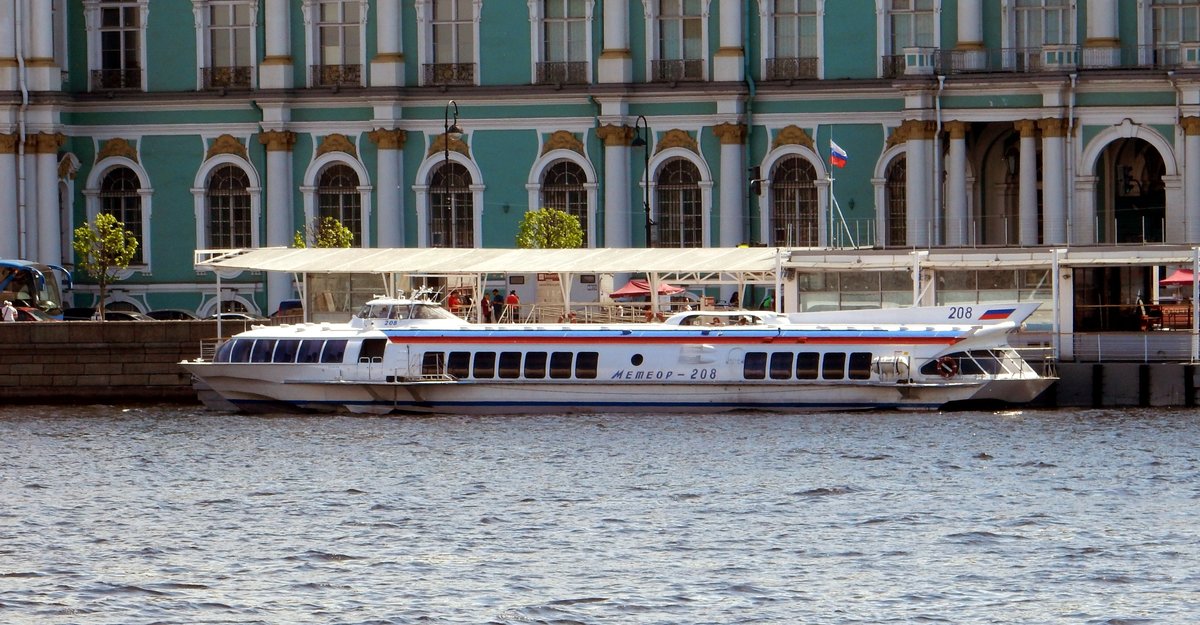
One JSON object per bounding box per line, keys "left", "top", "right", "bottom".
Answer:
{"left": 294, "top": 216, "right": 355, "bottom": 248}
{"left": 73, "top": 212, "right": 139, "bottom": 320}
{"left": 516, "top": 207, "right": 583, "bottom": 249}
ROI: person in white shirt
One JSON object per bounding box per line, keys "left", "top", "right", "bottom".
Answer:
{"left": 1, "top": 300, "right": 17, "bottom": 322}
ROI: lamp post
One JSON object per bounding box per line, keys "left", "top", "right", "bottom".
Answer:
{"left": 631, "top": 115, "right": 652, "bottom": 248}
{"left": 443, "top": 100, "right": 464, "bottom": 247}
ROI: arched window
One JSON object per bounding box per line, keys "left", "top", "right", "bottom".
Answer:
{"left": 317, "top": 163, "right": 362, "bottom": 245}
{"left": 656, "top": 158, "right": 702, "bottom": 248}
{"left": 430, "top": 162, "right": 473, "bottom": 248}
{"left": 885, "top": 157, "right": 907, "bottom": 247}
{"left": 207, "top": 164, "right": 251, "bottom": 248}
{"left": 100, "top": 166, "right": 143, "bottom": 263}
{"left": 541, "top": 160, "right": 587, "bottom": 244}
{"left": 770, "top": 155, "right": 818, "bottom": 246}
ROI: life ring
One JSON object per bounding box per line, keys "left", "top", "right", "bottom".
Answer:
{"left": 935, "top": 355, "right": 959, "bottom": 379}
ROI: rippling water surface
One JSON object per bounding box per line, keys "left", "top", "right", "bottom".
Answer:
{"left": 1, "top": 405, "right": 1198, "bottom": 624}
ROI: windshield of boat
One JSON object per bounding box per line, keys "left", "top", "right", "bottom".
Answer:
{"left": 358, "top": 301, "right": 461, "bottom": 321}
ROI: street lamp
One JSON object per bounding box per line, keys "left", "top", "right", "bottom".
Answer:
{"left": 631, "top": 115, "right": 652, "bottom": 248}
{"left": 443, "top": 100, "right": 464, "bottom": 247}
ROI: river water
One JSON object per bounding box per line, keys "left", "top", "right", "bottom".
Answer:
{"left": 1, "top": 405, "right": 1197, "bottom": 625}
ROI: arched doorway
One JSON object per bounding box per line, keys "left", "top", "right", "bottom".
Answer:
{"left": 1097, "top": 138, "right": 1166, "bottom": 243}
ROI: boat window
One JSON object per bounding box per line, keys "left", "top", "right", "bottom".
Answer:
{"left": 321, "top": 340, "right": 348, "bottom": 363}
{"left": 473, "top": 352, "right": 496, "bottom": 378}
{"left": 575, "top": 352, "right": 599, "bottom": 379}
{"left": 250, "top": 339, "right": 276, "bottom": 363}
{"left": 848, "top": 352, "right": 873, "bottom": 380}
{"left": 422, "top": 352, "right": 444, "bottom": 376}
{"left": 968, "top": 350, "right": 1004, "bottom": 375}
{"left": 822, "top": 352, "right": 846, "bottom": 380}
{"left": 448, "top": 351, "right": 471, "bottom": 378}
{"left": 498, "top": 352, "right": 522, "bottom": 379}
{"left": 549, "top": 352, "right": 573, "bottom": 379}
{"left": 359, "top": 338, "right": 387, "bottom": 362}
{"left": 413, "top": 304, "right": 461, "bottom": 321}
{"left": 274, "top": 339, "right": 300, "bottom": 363}
{"left": 770, "top": 352, "right": 793, "bottom": 380}
{"left": 230, "top": 339, "right": 253, "bottom": 363}
{"left": 215, "top": 339, "right": 236, "bottom": 363}
{"left": 524, "top": 352, "right": 547, "bottom": 378}
{"left": 796, "top": 352, "right": 819, "bottom": 379}
{"left": 297, "top": 340, "right": 324, "bottom": 363}
{"left": 743, "top": 352, "right": 767, "bottom": 379}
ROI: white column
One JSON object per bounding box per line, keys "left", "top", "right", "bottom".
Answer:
{"left": 714, "top": 0, "right": 744, "bottom": 82}
{"left": 261, "top": 0, "right": 293, "bottom": 89}
{"left": 36, "top": 135, "right": 61, "bottom": 265}
{"left": 0, "top": 1, "right": 15, "bottom": 92}
{"left": 28, "top": 0, "right": 53, "bottom": 60}
{"left": 1039, "top": 118, "right": 1067, "bottom": 244}
{"left": 371, "top": 0, "right": 404, "bottom": 87}
{"left": 1085, "top": 0, "right": 1119, "bottom": 67}
{"left": 598, "top": 0, "right": 631, "bottom": 83}
{"left": 714, "top": 123, "right": 745, "bottom": 246}
{"left": 945, "top": 121, "right": 969, "bottom": 246}
{"left": 260, "top": 130, "right": 295, "bottom": 311}
{"left": 1016, "top": 120, "right": 1039, "bottom": 246}
{"left": 0, "top": 137, "right": 17, "bottom": 257}
{"left": 1184, "top": 118, "right": 1200, "bottom": 242}
{"left": 370, "top": 129, "right": 405, "bottom": 247}
{"left": 905, "top": 121, "right": 933, "bottom": 247}
{"left": 1073, "top": 176, "right": 1098, "bottom": 244}
{"left": 598, "top": 124, "right": 632, "bottom": 247}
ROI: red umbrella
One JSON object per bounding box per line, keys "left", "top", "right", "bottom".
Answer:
{"left": 1159, "top": 268, "right": 1195, "bottom": 286}
{"left": 610, "top": 279, "right": 685, "bottom": 297}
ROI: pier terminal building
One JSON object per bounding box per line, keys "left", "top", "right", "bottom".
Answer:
{"left": 4, "top": 1, "right": 1200, "bottom": 361}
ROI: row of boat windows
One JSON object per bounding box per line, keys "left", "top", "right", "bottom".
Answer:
{"left": 423, "top": 351, "right": 600, "bottom": 380}
{"left": 744, "top": 351, "right": 874, "bottom": 381}
{"left": 216, "top": 338, "right": 348, "bottom": 364}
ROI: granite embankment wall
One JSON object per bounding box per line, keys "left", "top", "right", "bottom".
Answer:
{"left": 0, "top": 321, "right": 256, "bottom": 404}
{"left": 1, "top": 324, "right": 1198, "bottom": 407}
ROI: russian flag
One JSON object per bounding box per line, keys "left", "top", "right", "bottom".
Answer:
{"left": 980, "top": 308, "right": 1015, "bottom": 320}
{"left": 830, "top": 140, "right": 848, "bottom": 168}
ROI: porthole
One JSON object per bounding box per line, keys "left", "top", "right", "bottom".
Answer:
{"left": 631, "top": 354, "right": 644, "bottom": 366}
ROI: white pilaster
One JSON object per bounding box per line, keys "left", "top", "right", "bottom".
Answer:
{"left": 22, "top": 150, "right": 39, "bottom": 259}
{"left": 598, "top": 0, "right": 631, "bottom": 83}
{"left": 713, "top": 0, "right": 743, "bottom": 82}
{"left": 1039, "top": 119, "right": 1067, "bottom": 245}
{"left": 957, "top": 0, "right": 983, "bottom": 46}
{"left": 261, "top": 0, "right": 293, "bottom": 89}
{"left": 945, "top": 121, "right": 969, "bottom": 246}
{"left": 599, "top": 125, "right": 632, "bottom": 247}
{"left": 262, "top": 131, "right": 295, "bottom": 312}
{"left": 1017, "top": 120, "right": 1039, "bottom": 246}
{"left": 1085, "top": 0, "right": 1119, "bottom": 67}
{"left": 1184, "top": 119, "right": 1200, "bottom": 242}
{"left": 371, "top": 0, "right": 404, "bottom": 87}
{"left": 372, "top": 130, "right": 405, "bottom": 247}
{"left": 0, "top": 1, "right": 15, "bottom": 91}
{"left": 905, "top": 123, "right": 933, "bottom": 247}
{"left": 36, "top": 147, "right": 60, "bottom": 265}
{"left": 718, "top": 141, "right": 744, "bottom": 246}
{"left": 0, "top": 146, "right": 17, "bottom": 257}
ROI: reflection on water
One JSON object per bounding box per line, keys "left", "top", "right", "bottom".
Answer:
{"left": 1, "top": 405, "right": 1198, "bottom": 624}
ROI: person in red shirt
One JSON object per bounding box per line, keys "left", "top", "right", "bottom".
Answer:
{"left": 447, "top": 291, "right": 461, "bottom": 316}
{"left": 505, "top": 290, "right": 520, "bottom": 322}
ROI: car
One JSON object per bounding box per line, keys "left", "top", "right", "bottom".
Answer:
{"left": 147, "top": 309, "right": 199, "bottom": 321}
{"left": 98, "top": 310, "right": 155, "bottom": 321}
{"left": 16, "top": 307, "right": 59, "bottom": 322}
{"left": 62, "top": 307, "right": 98, "bottom": 320}
{"left": 210, "top": 312, "right": 268, "bottom": 321}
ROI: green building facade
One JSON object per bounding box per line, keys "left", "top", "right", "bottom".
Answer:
{"left": 1, "top": 0, "right": 1196, "bottom": 315}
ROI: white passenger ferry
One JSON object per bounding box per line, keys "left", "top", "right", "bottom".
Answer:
{"left": 182, "top": 291, "right": 1055, "bottom": 414}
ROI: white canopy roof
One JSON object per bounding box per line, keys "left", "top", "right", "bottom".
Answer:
{"left": 195, "top": 246, "right": 786, "bottom": 281}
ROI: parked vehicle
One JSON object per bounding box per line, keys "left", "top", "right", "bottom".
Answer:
{"left": 147, "top": 309, "right": 199, "bottom": 320}
{"left": 16, "top": 307, "right": 59, "bottom": 321}
{"left": 210, "top": 312, "right": 268, "bottom": 321}
{"left": 62, "top": 307, "right": 155, "bottom": 321}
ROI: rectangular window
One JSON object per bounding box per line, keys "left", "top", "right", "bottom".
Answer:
{"left": 549, "top": 352, "right": 573, "bottom": 379}
{"left": 274, "top": 339, "right": 300, "bottom": 363}
{"left": 473, "top": 351, "right": 496, "bottom": 378}
{"left": 575, "top": 352, "right": 599, "bottom": 379}
{"left": 849, "top": 352, "right": 873, "bottom": 380}
{"left": 297, "top": 340, "right": 324, "bottom": 363}
{"left": 539, "top": 0, "right": 588, "bottom": 84}
{"left": 97, "top": 0, "right": 141, "bottom": 89}
{"left": 321, "top": 339, "right": 348, "bottom": 363}
{"left": 230, "top": 339, "right": 253, "bottom": 363}
{"left": 499, "top": 351, "right": 522, "bottom": 379}
{"left": 422, "top": 352, "right": 445, "bottom": 376}
{"left": 448, "top": 351, "right": 471, "bottom": 378}
{"left": 250, "top": 339, "right": 276, "bottom": 363}
{"left": 743, "top": 352, "right": 767, "bottom": 379}
{"left": 206, "top": 0, "right": 253, "bottom": 88}
{"left": 314, "top": 0, "right": 361, "bottom": 86}
{"left": 524, "top": 351, "right": 548, "bottom": 378}
{"left": 822, "top": 352, "right": 846, "bottom": 380}
{"left": 769, "top": 352, "right": 794, "bottom": 380}
{"left": 796, "top": 352, "right": 819, "bottom": 379}
{"left": 428, "top": 0, "right": 475, "bottom": 85}
{"left": 1154, "top": 0, "right": 1200, "bottom": 47}
{"left": 770, "top": 0, "right": 818, "bottom": 80}
{"left": 890, "top": 0, "right": 936, "bottom": 49}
